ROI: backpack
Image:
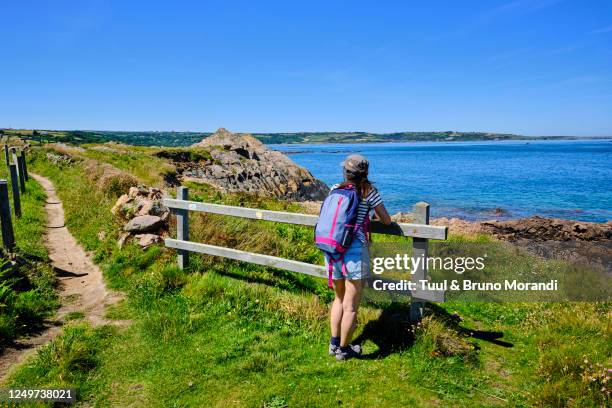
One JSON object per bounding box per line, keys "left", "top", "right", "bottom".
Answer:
{"left": 315, "top": 185, "right": 360, "bottom": 287}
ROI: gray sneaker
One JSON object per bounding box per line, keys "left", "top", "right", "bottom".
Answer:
{"left": 329, "top": 343, "right": 362, "bottom": 356}
{"left": 336, "top": 346, "right": 362, "bottom": 361}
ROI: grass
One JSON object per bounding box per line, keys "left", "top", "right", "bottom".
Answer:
{"left": 0, "top": 151, "right": 58, "bottom": 347}
{"left": 4, "top": 146, "right": 610, "bottom": 407}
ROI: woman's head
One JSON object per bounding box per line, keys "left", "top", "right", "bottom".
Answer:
{"left": 342, "top": 154, "right": 369, "bottom": 181}
{"left": 341, "top": 154, "right": 371, "bottom": 197}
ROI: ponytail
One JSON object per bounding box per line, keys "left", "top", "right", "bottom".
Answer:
{"left": 339, "top": 173, "right": 372, "bottom": 199}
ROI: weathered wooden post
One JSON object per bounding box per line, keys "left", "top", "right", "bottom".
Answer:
{"left": 0, "top": 180, "right": 15, "bottom": 251}
{"left": 19, "top": 150, "right": 28, "bottom": 181}
{"left": 8, "top": 164, "right": 21, "bottom": 218}
{"left": 3, "top": 144, "right": 9, "bottom": 166}
{"left": 176, "top": 186, "right": 189, "bottom": 269}
{"left": 11, "top": 149, "right": 25, "bottom": 193}
{"left": 410, "top": 202, "right": 430, "bottom": 322}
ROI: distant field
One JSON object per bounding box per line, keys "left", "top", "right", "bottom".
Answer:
{"left": 1, "top": 128, "right": 587, "bottom": 147}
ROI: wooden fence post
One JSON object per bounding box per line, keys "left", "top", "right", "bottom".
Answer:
{"left": 3, "top": 145, "right": 9, "bottom": 166}
{"left": 410, "top": 201, "right": 430, "bottom": 322}
{"left": 8, "top": 164, "right": 21, "bottom": 218}
{"left": 176, "top": 186, "right": 189, "bottom": 269}
{"left": 11, "top": 148, "right": 25, "bottom": 193}
{"left": 19, "top": 151, "right": 28, "bottom": 181}
{"left": 0, "top": 180, "right": 15, "bottom": 251}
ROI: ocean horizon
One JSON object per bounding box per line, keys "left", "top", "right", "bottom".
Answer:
{"left": 272, "top": 139, "right": 612, "bottom": 223}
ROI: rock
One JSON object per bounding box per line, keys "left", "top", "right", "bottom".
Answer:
{"left": 492, "top": 207, "right": 508, "bottom": 216}
{"left": 117, "top": 232, "right": 130, "bottom": 249}
{"left": 111, "top": 193, "right": 132, "bottom": 215}
{"left": 128, "top": 187, "right": 140, "bottom": 198}
{"left": 124, "top": 215, "right": 165, "bottom": 233}
{"left": 163, "top": 128, "right": 329, "bottom": 201}
{"left": 113, "top": 185, "right": 169, "bottom": 249}
{"left": 431, "top": 217, "right": 487, "bottom": 236}
{"left": 112, "top": 186, "right": 169, "bottom": 222}
{"left": 481, "top": 216, "right": 611, "bottom": 242}
{"left": 137, "top": 200, "right": 154, "bottom": 216}
{"left": 391, "top": 212, "right": 414, "bottom": 223}
{"left": 136, "top": 233, "right": 161, "bottom": 248}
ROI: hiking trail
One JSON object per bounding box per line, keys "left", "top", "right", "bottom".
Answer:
{"left": 0, "top": 173, "right": 124, "bottom": 380}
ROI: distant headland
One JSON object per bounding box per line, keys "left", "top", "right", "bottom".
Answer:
{"left": 1, "top": 128, "right": 609, "bottom": 147}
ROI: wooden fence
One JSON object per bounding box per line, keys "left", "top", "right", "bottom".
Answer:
{"left": 163, "top": 187, "right": 448, "bottom": 321}
{"left": 0, "top": 145, "right": 30, "bottom": 251}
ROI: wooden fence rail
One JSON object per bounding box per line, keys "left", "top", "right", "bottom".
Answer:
{"left": 163, "top": 187, "right": 449, "bottom": 321}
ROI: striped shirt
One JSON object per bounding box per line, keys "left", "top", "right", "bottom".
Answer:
{"left": 331, "top": 184, "right": 383, "bottom": 242}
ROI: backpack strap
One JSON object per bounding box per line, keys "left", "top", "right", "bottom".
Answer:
{"left": 362, "top": 214, "right": 371, "bottom": 242}
{"left": 325, "top": 253, "right": 347, "bottom": 288}
{"left": 326, "top": 256, "right": 334, "bottom": 288}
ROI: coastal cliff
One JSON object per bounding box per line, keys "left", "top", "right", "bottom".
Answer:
{"left": 158, "top": 128, "right": 329, "bottom": 201}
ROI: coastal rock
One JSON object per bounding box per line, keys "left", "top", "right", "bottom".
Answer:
{"left": 480, "top": 216, "right": 611, "bottom": 242}
{"left": 391, "top": 212, "right": 415, "bottom": 223}
{"left": 430, "top": 216, "right": 611, "bottom": 271}
{"left": 124, "top": 215, "right": 165, "bottom": 233}
{"left": 491, "top": 207, "right": 508, "bottom": 216}
{"left": 164, "top": 128, "right": 329, "bottom": 201}
{"left": 431, "top": 217, "right": 487, "bottom": 236}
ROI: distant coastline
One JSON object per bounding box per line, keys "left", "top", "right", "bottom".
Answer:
{"left": 2, "top": 128, "right": 610, "bottom": 147}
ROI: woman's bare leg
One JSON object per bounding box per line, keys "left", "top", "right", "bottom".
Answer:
{"left": 330, "top": 279, "right": 345, "bottom": 338}
{"left": 340, "top": 279, "right": 363, "bottom": 347}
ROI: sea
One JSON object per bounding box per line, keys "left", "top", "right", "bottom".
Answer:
{"left": 271, "top": 139, "right": 612, "bottom": 222}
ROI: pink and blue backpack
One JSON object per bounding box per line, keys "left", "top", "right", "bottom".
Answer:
{"left": 315, "top": 185, "right": 360, "bottom": 287}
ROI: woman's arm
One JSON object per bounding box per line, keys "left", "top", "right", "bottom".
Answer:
{"left": 373, "top": 203, "right": 392, "bottom": 225}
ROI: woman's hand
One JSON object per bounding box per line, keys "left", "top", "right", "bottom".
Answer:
{"left": 373, "top": 203, "right": 392, "bottom": 225}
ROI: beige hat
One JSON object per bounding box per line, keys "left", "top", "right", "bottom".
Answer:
{"left": 342, "top": 154, "right": 369, "bottom": 175}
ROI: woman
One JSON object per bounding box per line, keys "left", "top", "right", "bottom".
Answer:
{"left": 327, "top": 154, "right": 392, "bottom": 361}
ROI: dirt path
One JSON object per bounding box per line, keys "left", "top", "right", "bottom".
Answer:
{"left": 0, "top": 173, "right": 124, "bottom": 380}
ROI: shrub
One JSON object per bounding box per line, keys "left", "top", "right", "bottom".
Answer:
{"left": 82, "top": 160, "right": 138, "bottom": 198}
{"left": 98, "top": 171, "right": 138, "bottom": 198}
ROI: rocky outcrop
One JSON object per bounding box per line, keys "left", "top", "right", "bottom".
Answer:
{"left": 163, "top": 128, "right": 329, "bottom": 201}
{"left": 430, "top": 216, "right": 612, "bottom": 271}
{"left": 480, "top": 216, "right": 611, "bottom": 242}
{"left": 112, "top": 186, "right": 170, "bottom": 248}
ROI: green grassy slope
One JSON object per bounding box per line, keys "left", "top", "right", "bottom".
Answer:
{"left": 4, "top": 147, "right": 610, "bottom": 407}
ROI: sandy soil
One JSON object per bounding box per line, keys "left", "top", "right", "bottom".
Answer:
{"left": 0, "top": 174, "right": 125, "bottom": 381}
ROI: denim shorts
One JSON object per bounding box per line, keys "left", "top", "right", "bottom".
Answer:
{"left": 324, "top": 240, "right": 370, "bottom": 281}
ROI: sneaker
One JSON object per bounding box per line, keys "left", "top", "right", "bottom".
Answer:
{"left": 335, "top": 345, "right": 363, "bottom": 361}
{"left": 329, "top": 343, "right": 362, "bottom": 357}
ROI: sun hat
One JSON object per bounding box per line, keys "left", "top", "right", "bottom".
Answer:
{"left": 341, "top": 154, "right": 369, "bottom": 175}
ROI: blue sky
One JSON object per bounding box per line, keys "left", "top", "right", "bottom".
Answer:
{"left": 1, "top": 1, "right": 611, "bottom": 136}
